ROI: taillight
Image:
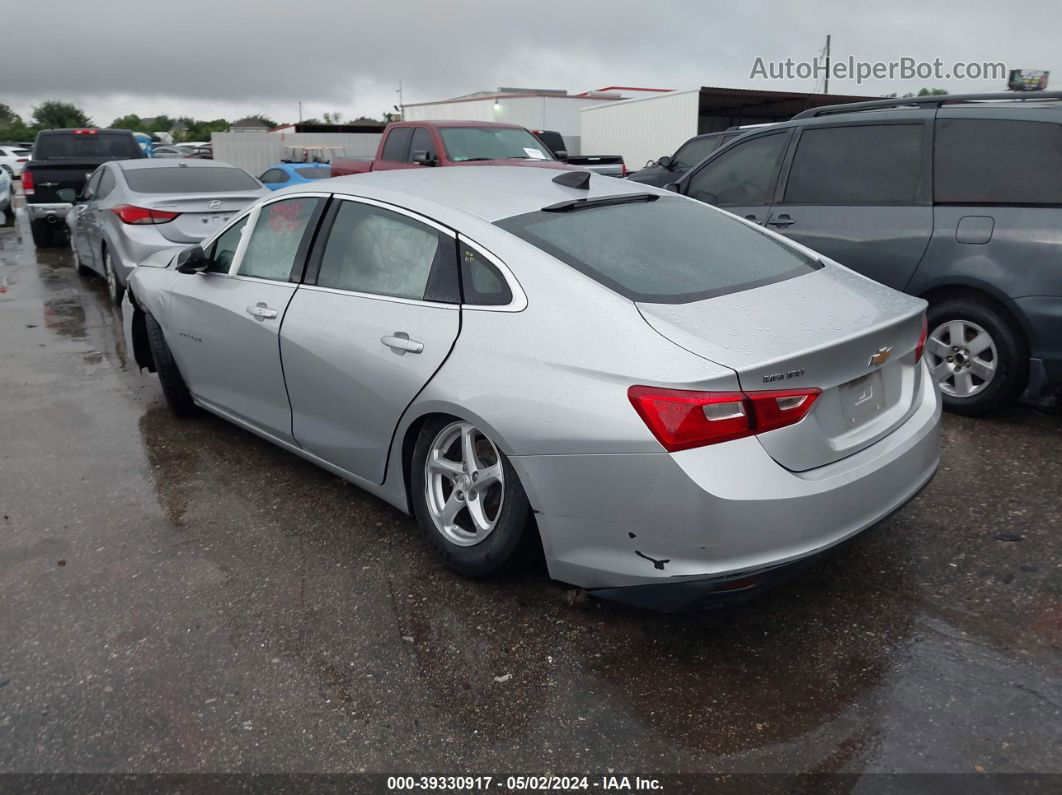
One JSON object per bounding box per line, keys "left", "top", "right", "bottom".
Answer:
{"left": 16, "top": 158, "right": 27, "bottom": 163}
{"left": 621, "top": 163, "right": 629, "bottom": 177}
{"left": 111, "top": 205, "right": 180, "bottom": 224}
{"left": 628, "top": 385, "right": 821, "bottom": 452}
{"left": 21, "top": 169, "right": 33, "bottom": 195}
{"left": 914, "top": 313, "right": 928, "bottom": 363}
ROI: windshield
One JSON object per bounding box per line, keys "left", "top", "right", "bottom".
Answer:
{"left": 34, "top": 131, "right": 144, "bottom": 160}
{"left": 439, "top": 127, "right": 554, "bottom": 162}
{"left": 124, "top": 166, "right": 261, "bottom": 193}
{"left": 496, "top": 196, "right": 820, "bottom": 303}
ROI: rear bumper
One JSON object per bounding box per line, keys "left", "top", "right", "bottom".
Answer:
{"left": 510, "top": 363, "right": 941, "bottom": 599}
{"left": 27, "top": 202, "right": 72, "bottom": 222}
{"left": 1015, "top": 296, "right": 1062, "bottom": 396}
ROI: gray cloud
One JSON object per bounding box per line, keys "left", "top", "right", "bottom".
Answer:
{"left": 4, "top": 0, "right": 1058, "bottom": 125}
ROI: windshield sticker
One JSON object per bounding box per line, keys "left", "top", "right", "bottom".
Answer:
{"left": 524, "top": 148, "right": 547, "bottom": 160}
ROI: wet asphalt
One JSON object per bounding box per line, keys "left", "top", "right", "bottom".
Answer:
{"left": 0, "top": 195, "right": 1060, "bottom": 776}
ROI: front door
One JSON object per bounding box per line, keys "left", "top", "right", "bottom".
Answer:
{"left": 682, "top": 130, "right": 792, "bottom": 225}
{"left": 281, "top": 197, "right": 461, "bottom": 483}
{"left": 166, "top": 195, "right": 324, "bottom": 442}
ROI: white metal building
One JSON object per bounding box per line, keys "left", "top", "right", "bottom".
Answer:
{"left": 401, "top": 87, "right": 671, "bottom": 155}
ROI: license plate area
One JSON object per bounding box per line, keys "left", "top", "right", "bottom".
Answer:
{"left": 840, "top": 370, "right": 886, "bottom": 428}
{"left": 202, "top": 215, "right": 231, "bottom": 226}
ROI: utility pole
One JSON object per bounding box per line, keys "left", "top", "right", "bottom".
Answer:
{"left": 397, "top": 81, "right": 404, "bottom": 119}
{"left": 824, "top": 34, "right": 831, "bottom": 94}
{"left": 298, "top": 101, "right": 303, "bottom": 122}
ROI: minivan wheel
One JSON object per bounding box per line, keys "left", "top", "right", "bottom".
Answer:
{"left": 926, "top": 297, "right": 1027, "bottom": 416}
{"left": 411, "top": 417, "right": 535, "bottom": 577}
{"left": 143, "top": 312, "right": 198, "bottom": 416}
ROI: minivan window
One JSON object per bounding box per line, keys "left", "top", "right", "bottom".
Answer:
{"left": 381, "top": 127, "right": 414, "bottom": 162}
{"left": 34, "top": 131, "right": 142, "bottom": 160}
{"left": 935, "top": 118, "right": 1062, "bottom": 205}
{"left": 124, "top": 166, "right": 260, "bottom": 193}
{"left": 684, "top": 132, "right": 788, "bottom": 206}
{"left": 673, "top": 135, "right": 728, "bottom": 170}
{"left": 497, "top": 196, "right": 819, "bottom": 304}
{"left": 784, "top": 124, "right": 924, "bottom": 205}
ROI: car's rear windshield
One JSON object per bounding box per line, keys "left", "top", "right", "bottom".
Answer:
{"left": 123, "top": 166, "right": 261, "bottom": 193}
{"left": 34, "top": 131, "right": 143, "bottom": 160}
{"left": 496, "top": 196, "right": 820, "bottom": 303}
{"left": 295, "top": 167, "right": 330, "bottom": 179}
{"left": 439, "top": 127, "right": 554, "bottom": 162}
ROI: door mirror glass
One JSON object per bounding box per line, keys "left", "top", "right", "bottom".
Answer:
{"left": 411, "top": 150, "right": 435, "bottom": 166}
{"left": 57, "top": 188, "right": 78, "bottom": 203}
{"left": 175, "top": 245, "right": 210, "bottom": 274}
{"left": 664, "top": 182, "right": 682, "bottom": 194}
{"left": 657, "top": 155, "right": 672, "bottom": 169}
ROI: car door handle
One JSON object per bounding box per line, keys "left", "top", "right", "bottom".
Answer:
{"left": 246, "top": 302, "right": 278, "bottom": 320}
{"left": 381, "top": 332, "right": 424, "bottom": 355}
{"left": 767, "top": 213, "right": 794, "bottom": 228}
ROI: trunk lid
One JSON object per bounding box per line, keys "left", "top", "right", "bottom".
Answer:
{"left": 26, "top": 161, "right": 102, "bottom": 204}
{"left": 637, "top": 264, "right": 927, "bottom": 471}
{"left": 136, "top": 193, "right": 262, "bottom": 243}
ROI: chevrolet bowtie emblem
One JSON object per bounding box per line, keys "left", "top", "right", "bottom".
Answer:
{"left": 868, "top": 347, "right": 893, "bottom": 367}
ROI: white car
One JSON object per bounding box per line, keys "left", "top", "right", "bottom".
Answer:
{"left": 0, "top": 145, "right": 31, "bottom": 179}
{"left": 0, "top": 167, "right": 11, "bottom": 215}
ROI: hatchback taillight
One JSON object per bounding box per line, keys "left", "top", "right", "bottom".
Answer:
{"left": 21, "top": 169, "right": 33, "bottom": 196}
{"left": 111, "top": 205, "right": 180, "bottom": 224}
{"left": 628, "top": 385, "right": 822, "bottom": 452}
{"left": 914, "top": 313, "right": 928, "bottom": 363}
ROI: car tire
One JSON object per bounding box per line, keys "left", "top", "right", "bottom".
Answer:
{"left": 926, "top": 296, "right": 1028, "bottom": 416}
{"left": 143, "top": 312, "right": 198, "bottom": 417}
{"left": 30, "top": 219, "right": 60, "bottom": 248}
{"left": 410, "top": 416, "right": 537, "bottom": 577}
{"left": 102, "top": 247, "right": 125, "bottom": 308}
{"left": 71, "top": 236, "right": 91, "bottom": 275}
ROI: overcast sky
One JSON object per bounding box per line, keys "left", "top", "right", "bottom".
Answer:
{"left": 5, "top": 0, "right": 1059, "bottom": 126}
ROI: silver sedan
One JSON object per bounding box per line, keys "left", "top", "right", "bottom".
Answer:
{"left": 65, "top": 158, "right": 267, "bottom": 306}
{"left": 126, "top": 167, "right": 941, "bottom": 610}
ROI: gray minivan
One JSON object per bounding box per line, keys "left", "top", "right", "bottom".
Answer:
{"left": 672, "top": 91, "right": 1062, "bottom": 415}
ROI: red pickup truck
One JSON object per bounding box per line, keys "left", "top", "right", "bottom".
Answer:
{"left": 331, "top": 120, "right": 573, "bottom": 176}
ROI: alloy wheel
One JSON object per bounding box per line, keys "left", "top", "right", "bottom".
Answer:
{"left": 926, "top": 319, "right": 997, "bottom": 398}
{"left": 424, "top": 421, "right": 505, "bottom": 547}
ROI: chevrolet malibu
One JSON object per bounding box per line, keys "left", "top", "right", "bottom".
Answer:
{"left": 126, "top": 167, "right": 941, "bottom": 610}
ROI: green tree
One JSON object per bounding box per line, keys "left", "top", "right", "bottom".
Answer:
{"left": 322, "top": 111, "right": 344, "bottom": 124}
{"left": 0, "top": 103, "right": 20, "bottom": 126}
{"left": 32, "top": 101, "right": 92, "bottom": 129}
{"left": 111, "top": 113, "right": 144, "bottom": 131}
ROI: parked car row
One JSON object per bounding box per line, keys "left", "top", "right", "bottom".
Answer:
{"left": 643, "top": 91, "right": 1062, "bottom": 416}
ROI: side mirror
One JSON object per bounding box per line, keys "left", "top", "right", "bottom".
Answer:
{"left": 57, "top": 188, "right": 78, "bottom": 203}
{"left": 664, "top": 182, "right": 681, "bottom": 193}
{"left": 175, "top": 245, "right": 210, "bottom": 274}
{"left": 554, "top": 149, "right": 569, "bottom": 161}
{"left": 411, "top": 150, "right": 436, "bottom": 166}
{"left": 657, "top": 155, "right": 673, "bottom": 169}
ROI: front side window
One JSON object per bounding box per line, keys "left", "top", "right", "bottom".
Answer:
{"left": 206, "top": 216, "right": 248, "bottom": 273}
{"left": 83, "top": 169, "right": 103, "bottom": 199}
{"left": 497, "top": 196, "right": 819, "bottom": 304}
{"left": 238, "top": 198, "right": 319, "bottom": 281}
{"left": 409, "top": 127, "right": 435, "bottom": 162}
{"left": 684, "top": 132, "right": 788, "bottom": 206}
{"left": 672, "top": 135, "right": 727, "bottom": 170}
{"left": 96, "top": 168, "right": 116, "bottom": 198}
{"left": 783, "top": 124, "right": 924, "bottom": 205}
{"left": 934, "top": 118, "right": 1062, "bottom": 205}
{"left": 380, "top": 127, "right": 413, "bottom": 162}
{"left": 438, "top": 126, "right": 553, "bottom": 162}
{"left": 316, "top": 201, "right": 456, "bottom": 302}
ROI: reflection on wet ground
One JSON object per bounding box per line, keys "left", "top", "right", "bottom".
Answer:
{"left": 0, "top": 206, "right": 1059, "bottom": 774}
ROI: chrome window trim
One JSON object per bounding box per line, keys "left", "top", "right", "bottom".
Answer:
{"left": 297, "top": 283, "right": 460, "bottom": 310}
{"left": 456, "top": 235, "right": 528, "bottom": 313}
{"left": 330, "top": 194, "right": 456, "bottom": 238}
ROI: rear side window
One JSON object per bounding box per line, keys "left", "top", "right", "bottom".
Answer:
{"left": 684, "top": 132, "right": 788, "bottom": 206}
{"left": 460, "top": 243, "right": 512, "bottom": 306}
{"left": 497, "top": 196, "right": 819, "bottom": 304}
{"left": 295, "top": 167, "right": 330, "bottom": 179}
{"left": 238, "top": 198, "right": 320, "bottom": 281}
{"left": 381, "top": 128, "right": 413, "bottom": 162}
{"left": 316, "top": 201, "right": 457, "bottom": 302}
{"left": 935, "top": 119, "right": 1062, "bottom": 205}
{"left": 124, "top": 166, "right": 260, "bottom": 193}
{"left": 34, "top": 131, "right": 142, "bottom": 160}
{"left": 259, "top": 168, "right": 288, "bottom": 183}
{"left": 672, "top": 135, "right": 726, "bottom": 170}
{"left": 784, "top": 124, "right": 924, "bottom": 204}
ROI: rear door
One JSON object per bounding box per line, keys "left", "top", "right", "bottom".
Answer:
{"left": 767, "top": 119, "right": 934, "bottom": 290}
{"left": 280, "top": 196, "right": 461, "bottom": 483}
{"left": 166, "top": 194, "right": 325, "bottom": 441}
{"left": 681, "top": 130, "right": 792, "bottom": 225}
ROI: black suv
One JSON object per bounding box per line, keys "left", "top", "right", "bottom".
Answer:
{"left": 671, "top": 91, "right": 1062, "bottom": 415}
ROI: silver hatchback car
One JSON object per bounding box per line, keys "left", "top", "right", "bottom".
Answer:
{"left": 65, "top": 158, "right": 267, "bottom": 306}
{"left": 127, "top": 168, "right": 940, "bottom": 610}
